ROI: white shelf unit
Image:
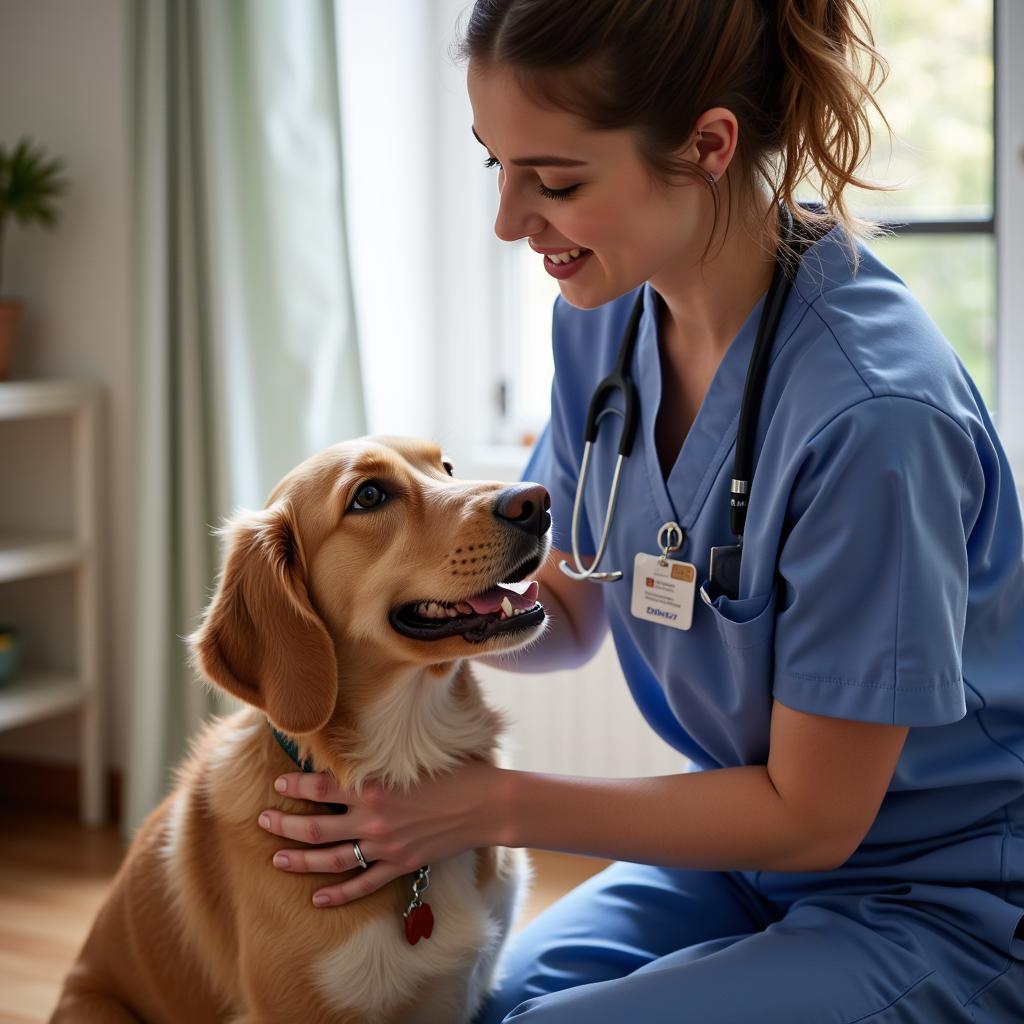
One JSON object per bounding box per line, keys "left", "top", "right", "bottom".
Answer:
{"left": 0, "top": 378, "right": 106, "bottom": 824}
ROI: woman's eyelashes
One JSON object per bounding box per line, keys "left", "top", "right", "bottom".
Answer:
{"left": 536, "top": 181, "right": 580, "bottom": 201}
{"left": 483, "top": 156, "right": 580, "bottom": 201}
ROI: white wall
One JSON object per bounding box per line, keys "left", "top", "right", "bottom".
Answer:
{"left": 0, "top": 0, "right": 134, "bottom": 768}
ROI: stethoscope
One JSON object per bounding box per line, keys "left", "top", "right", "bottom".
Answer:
{"left": 558, "top": 202, "right": 803, "bottom": 603}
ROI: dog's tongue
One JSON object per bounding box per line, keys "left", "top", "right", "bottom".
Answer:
{"left": 466, "top": 580, "right": 539, "bottom": 615}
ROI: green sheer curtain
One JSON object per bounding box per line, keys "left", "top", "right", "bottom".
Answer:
{"left": 126, "top": 0, "right": 365, "bottom": 836}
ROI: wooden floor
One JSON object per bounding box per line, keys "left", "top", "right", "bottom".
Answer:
{"left": 0, "top": 809, "right": 610, "bottom": 1023}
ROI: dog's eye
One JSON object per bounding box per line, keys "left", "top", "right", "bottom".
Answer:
{"left": 442, "top": 461, "right": 455, "bottom": 477}
{"left": 352, "top": 483, "right": 388, "bottom": 511}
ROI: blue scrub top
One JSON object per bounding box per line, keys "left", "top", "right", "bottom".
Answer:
{"left": 522, "top": 219, "right": 1024, "bottom": 953}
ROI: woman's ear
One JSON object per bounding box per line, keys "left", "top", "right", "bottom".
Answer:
{"left": 690, "top": 106, "right": 739, "bottom": 181}
{"left": 187, "top": 502, "right": 338, "bottom": 736}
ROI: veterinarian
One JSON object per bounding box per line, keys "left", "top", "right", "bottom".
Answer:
{"left": 256, "top": 1, "right": 1024, "bottom": 1019}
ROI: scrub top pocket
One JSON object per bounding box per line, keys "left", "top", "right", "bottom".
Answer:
{"left": 695, "top": 587, "right": 779, "bottom": 737}
{"left": 701, "top": 586, "right": 778, "bottom": 650}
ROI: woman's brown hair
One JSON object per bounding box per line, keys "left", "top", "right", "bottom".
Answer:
{"left": 452, "top": 0, "right": 894, "bottom": 271}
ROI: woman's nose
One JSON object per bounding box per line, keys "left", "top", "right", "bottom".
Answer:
{"left": 493, "top": 180, "right": 546, "bottom": 242}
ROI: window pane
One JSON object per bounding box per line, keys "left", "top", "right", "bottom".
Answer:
{"left": 867, "top": 233, "right": 996, "bottom": 408}
{"left": 846, "top": 0, "right": 993, "bottom": 221}
{"left": 511, "top": 240, "right": 558, "bottom": 443}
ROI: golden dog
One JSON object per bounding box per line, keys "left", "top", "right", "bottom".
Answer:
{"left": 51, "top": 436, "right": 552, "bottom": 1023}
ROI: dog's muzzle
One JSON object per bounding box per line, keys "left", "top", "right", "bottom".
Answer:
{"left": 390, "top": 549, "right": 548, "bottom": 644}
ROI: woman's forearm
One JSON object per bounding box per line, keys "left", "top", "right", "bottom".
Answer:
{"left": 490, "top": 765, "right": 846, "bottom": 874}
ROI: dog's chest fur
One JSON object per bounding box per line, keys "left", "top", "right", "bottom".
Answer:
{"left": 183, "top": 667, "right": 526, "bottom": 1022}
{"left": 312, "top": 845, "right": 526, "bottom": 1021}
{"left": 307, "top": 665, "right": 525, "bottom": 1020}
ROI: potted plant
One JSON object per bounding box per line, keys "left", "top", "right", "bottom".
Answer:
{"left": 0, "top": 137, "right": 68, "bottom": 381}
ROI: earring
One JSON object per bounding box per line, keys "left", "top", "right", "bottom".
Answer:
{"left": 695, "top": 130, "right": 714, "bottom": 183}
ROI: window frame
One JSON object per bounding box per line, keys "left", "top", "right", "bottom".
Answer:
{"left": 995, "top": 0, "right": 1024, "bottom": 493}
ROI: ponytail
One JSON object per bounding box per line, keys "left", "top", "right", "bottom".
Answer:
{"left": 767, "top": 0, "right": 895, "bottom": 266}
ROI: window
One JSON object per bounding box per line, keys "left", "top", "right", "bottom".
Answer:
{"left": 852, "top": 0, "right": 996, "bottom": 407}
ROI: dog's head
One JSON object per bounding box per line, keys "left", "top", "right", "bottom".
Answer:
{"left": 187, "top": 436, "right": 551, "bottom": 735}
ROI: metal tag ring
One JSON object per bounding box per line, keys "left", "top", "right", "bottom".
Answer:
{"left": 657, "top": 521, "right": 684, "bottom": 555}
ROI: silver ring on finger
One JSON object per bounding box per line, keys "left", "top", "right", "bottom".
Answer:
{"left": 352, "top": 840, "right": 369, "bottom": 870}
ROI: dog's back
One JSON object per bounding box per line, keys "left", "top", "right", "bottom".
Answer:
{"left": 51, "top": 790, "right": 230, "bottom": 1023}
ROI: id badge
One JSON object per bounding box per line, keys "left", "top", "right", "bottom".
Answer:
{"left": 631, "top": 552, "right": 696, "bottom": 631}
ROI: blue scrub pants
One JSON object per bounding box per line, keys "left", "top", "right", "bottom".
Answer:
{"left": 473, "top": 861, "right": 1024, "bottom": 1023}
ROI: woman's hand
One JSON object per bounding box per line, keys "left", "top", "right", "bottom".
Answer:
{"left": 257, "top": 760, "right": 510, "bottom": 908}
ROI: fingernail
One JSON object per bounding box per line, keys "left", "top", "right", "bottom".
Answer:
{"left": 313, "top": 894, "right": 331, "bottom": 907}
{"left": 258, "top": 814, "right": 270, "bottom": 829}
{"left": 273, "top": 853, "right": 290, "bottom": 869}
{"left": 274, "top": 777, "right": 287, "bottom": 793}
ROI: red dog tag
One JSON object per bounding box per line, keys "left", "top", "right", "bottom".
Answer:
{"left": 404, "top": 902, "right": 434, "bottom": 945}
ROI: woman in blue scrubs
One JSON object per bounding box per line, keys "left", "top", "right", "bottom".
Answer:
{"left": 257, "top": 1, "right": 1024, "bottom": 1019}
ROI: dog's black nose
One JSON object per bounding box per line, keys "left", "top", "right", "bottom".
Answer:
{"left": 494, "top": 483, "right": 551, "bottom": 538}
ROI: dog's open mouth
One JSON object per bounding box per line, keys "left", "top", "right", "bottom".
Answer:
{"left": 390, "top": 554, "right": 546, "bottom": 644}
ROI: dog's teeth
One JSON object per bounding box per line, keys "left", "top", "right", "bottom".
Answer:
{"left": 414, "top": 601, "right": 452, "bottom": 619}
{"left": 500, "top": 596, "right": 514, "bottom": 618}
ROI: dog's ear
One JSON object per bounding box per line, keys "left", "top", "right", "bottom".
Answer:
{"left": 188, "top": 501, "right": 338, "bottom": 735}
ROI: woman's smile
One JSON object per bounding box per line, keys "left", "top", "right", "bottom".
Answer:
{"left": 541, "top": 248, "right": 594, "bottom": 279}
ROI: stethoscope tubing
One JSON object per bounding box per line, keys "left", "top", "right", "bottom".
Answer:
{"left": 731, "top": 207, "right": 799, "bottom": 539}
{"left": 563, "top": 442, "right": 628, "bottom": 581}
{"left": 560, "top": 288, "right": 646, "bottom": 582}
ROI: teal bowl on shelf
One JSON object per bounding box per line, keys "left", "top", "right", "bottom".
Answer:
{"left": 0, "top": 626, "right": 24, "bottom": 687}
